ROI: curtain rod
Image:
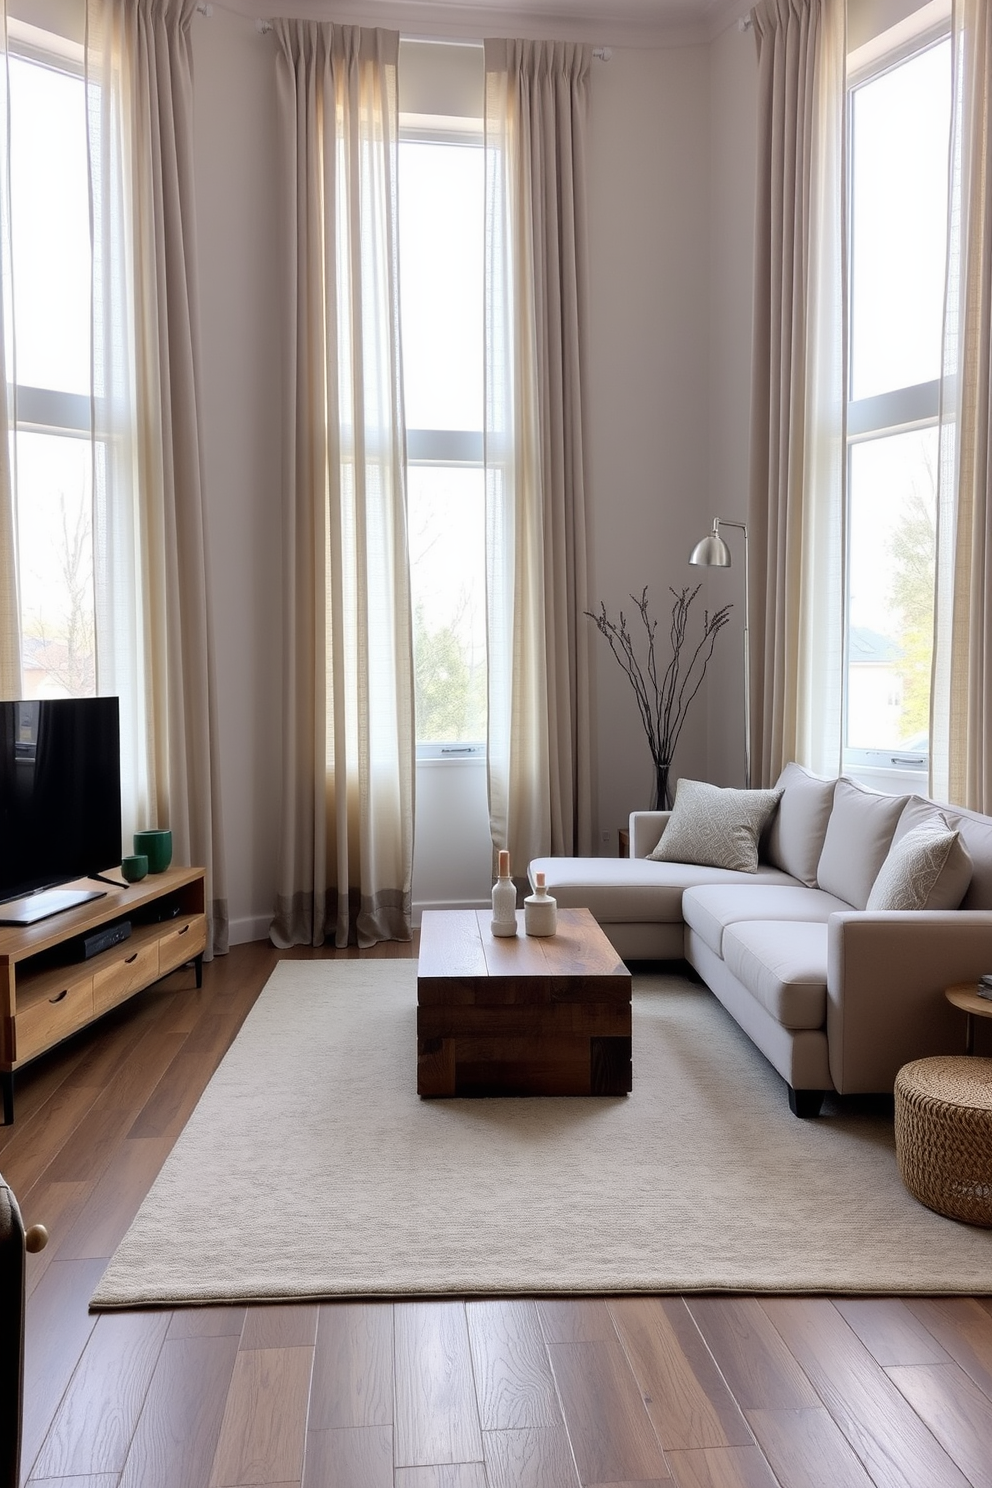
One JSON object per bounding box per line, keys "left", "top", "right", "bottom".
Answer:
{"left": 252, "top": 19, "right": 610, "bottom": 55}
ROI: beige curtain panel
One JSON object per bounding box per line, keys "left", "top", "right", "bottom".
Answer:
{"left": 483, "top": 38, "right": 593, "bottom": 868}
{"left": 748, "top": 0, "right": 846, "bottom": 788}
{"left": 86, "top": 0, "right": 228, "bottom": 955}
{"left": 931, "top": 0, "right": 992, "bottom": 813}
{"left": 270, "top": 22, "right": 414, "bottom": 950}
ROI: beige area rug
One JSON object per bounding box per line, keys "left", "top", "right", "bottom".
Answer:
{"left": 91, "top": 961, "right": 992, "bottom": 1307}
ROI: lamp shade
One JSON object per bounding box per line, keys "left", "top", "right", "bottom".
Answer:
{"left": 689, "top": 529, "right": 731, "bottom": 567}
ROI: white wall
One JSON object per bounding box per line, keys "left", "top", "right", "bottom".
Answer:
{"left": 584, "top": 41, "right": 712, "bottom": 849}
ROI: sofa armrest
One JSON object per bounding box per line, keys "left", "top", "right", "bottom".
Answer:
{"left": 629, "top": 811, "right": 671, "bottom": 859}
{"left": 826, "top": 909, "right": 992, "bottom": 1092}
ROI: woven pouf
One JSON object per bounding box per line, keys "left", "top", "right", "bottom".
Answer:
{"left": 894, "top": 1056, "right": 992, "bottom": 1226}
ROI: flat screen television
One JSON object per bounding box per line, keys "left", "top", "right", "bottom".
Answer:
{"left": 0, "top": 697, "right": 123, "bottom": 924}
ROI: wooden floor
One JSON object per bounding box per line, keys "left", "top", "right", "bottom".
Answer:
{"left": 4, "top": 938, "right": 992, "bottom": 1488}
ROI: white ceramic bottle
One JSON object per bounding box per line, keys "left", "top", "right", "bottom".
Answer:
{"left": 491, "top": 849, "right": 518, "bottom": 936}
{"left": 524, "top": 871, "right": 558, "bottom": 937}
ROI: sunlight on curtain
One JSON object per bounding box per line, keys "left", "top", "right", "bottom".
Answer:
{"left": 86, "top": 0, "right": 228, "bottom": 952}
{"left": 483, "top": 38, "right": 592, "bottom": 868}
{"left": 0, "top": 9, "right": 20, "bottom": 698}
{"left": 748, "top": 0, "right": 846, "bottom": 785}
{"left": 270, "top": 22, "right": 413, "bottom": 949}
{"left": 931, "top": 0, "right": 992, "bottom": 811}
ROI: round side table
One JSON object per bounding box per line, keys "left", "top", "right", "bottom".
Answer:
{"left": 945, "top": 982, "right": 992, "bottom": 1055}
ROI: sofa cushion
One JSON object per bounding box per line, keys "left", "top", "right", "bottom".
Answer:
{"left": 722, "top": 920, "right": 828, "bottom": 1030}
{"left": 528, "top": 856, "right": 800, "bottom": 926}
{"left": 764, "top": 762, "right": 836, "bottom": 887}
{"left": 815, "top": 777, "right": 907, "bottom": 909}
{"left": 683, "top": 883, "right": 850, "bottom": 958}
{"left": 648, "top": 778, "right": 782, "bottom": 874}
{"left": 867, "top": 819, "right": 972, "bottom": 911}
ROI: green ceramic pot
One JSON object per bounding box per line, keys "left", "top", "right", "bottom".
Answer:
{"left": 121, "top": 854, "right": 148, "bottom": 883}
{"left": 132, "top": 829, "right": 172, "bottom": 874}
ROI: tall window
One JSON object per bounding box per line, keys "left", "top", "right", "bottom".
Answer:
{"left": 5, "top": 33, "right": 95, "bottom": 700}
{"left": 399, "top": 123, "right": 486, "bottom": 757}
{"left": 844, "top": 34, "right": 951, "bottom": 771}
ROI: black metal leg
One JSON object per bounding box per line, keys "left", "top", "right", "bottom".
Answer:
{"left": 194, "top": 953, "right": 204, "bottom": 990}
{"left": 788, "top": 1085, "right": 826, "bottom": 1118}
{"left": 1, "top": 1071, "right": 13, "bottom": 1125}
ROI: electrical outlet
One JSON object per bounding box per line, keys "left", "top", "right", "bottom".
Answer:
{"left": 601, "top": 831, "right": 610, "bottom": 844}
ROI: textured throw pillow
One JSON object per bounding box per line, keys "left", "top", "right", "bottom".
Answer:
{"left": 867, "top": 820, "right": 972, "bottom": 911}
{"left": 648, "top": 778, "right": 783, "bottom": 873}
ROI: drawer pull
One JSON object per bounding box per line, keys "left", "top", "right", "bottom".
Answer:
{"left": 178, "top": 923, "right": 190, "bottom": 936}
{"left": 50, "top": 989, "right": 69, "bottom": 1005}
{"left": 125, "top": 953, "right": 138, "bottom": 965}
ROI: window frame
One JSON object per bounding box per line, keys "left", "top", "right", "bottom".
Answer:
{"left": 841, "top": 27, "right": 951, "bottom": 776}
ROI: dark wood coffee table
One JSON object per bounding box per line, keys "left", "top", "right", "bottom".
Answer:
{"left": 417, "top": 907, "right": 632, "bottom": 1097}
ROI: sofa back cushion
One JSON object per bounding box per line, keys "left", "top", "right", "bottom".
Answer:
{"left": 764, "top": 762, "right": 836, "bottom": 887}
{"left": 897, "top": 795, "right": 992, "bottom": 910}
{"left": 815, "top": 777, "right": 906, "bottom": 908}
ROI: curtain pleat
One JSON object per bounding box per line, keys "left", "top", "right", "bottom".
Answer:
{"left": 748, "top": 0, "right": 846, "bottom": 787}
{"left": 931, "top": 0, "right": 992, "bottom": 812}
{"left": 270, "top": 22, "right": 413, "bottom": 950}
{"left": 87, "top": 0, "right": 228, "bottom": 954}
{"left": 483, "top": 38, "right": 592, "bottom": 868}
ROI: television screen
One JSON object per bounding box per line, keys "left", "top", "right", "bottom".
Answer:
{"left": 0, "top": 697, "right": 122, "bottom": 908}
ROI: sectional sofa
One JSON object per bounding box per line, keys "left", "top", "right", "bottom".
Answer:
{"left": 529, "top": 764, "right": 992, "bottom": 1115}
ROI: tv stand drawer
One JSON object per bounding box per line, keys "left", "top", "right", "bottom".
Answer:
{"left": 159, "top": 914, "right": 207, "bottom": 976}
{"left": 16, "top": 974, "right": 94, "bottom": 1059}
{"left": 93, "top": 934, "right": 161, "bottom": 1015}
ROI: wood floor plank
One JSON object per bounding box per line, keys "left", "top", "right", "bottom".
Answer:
{"left": 609, "top": 1296, "right": 753, "bottom": 1451}
{"left": 745, "top": 1408, "right": 876, "bottom": 1488}
{"left": 664, "top": 1444, "right": 781, "bottom": 1488}
{"left": 903, "top": 1296, "right": 992, "bottom": 1398}
{"left": 536, "top": 1299, "right": 617, "bottom": 1343}
{"left": 167, "top": 1307, "right": 246, "bottom": 1339}
{"left": 687, "top": 1298, "right": 819, "bottom": 1411}
{"left": 466, "top": 1299, "right": 562, "bottom": 1430}
{"left": 21, "top": 1257, "right": 106, "bottom": 1480}
{"left": 482, "top": 1425, "right": 580, "bottom": 1488}
{"left": 308, "top": 1302, "right": 394, "bottom": 1430}
{"left": 117, "top": 1333, "right": 241, "bottom": 1488}
{"left": 394, "top": 1302, "right": 484, "bottom": 1468}
{"left": 547, "top": 1338, "right": 671, "bottom": 1485}
{"left": 30, "top": 1310, "right": 170, "bottom": 1478}
{"left": 760, "top": 1295, "right": 971, "bottom": 1488}
{"left": 886, "top": 1361, "right": 992, "bottom": 1488}
{"left": 18, "top": 1179, "right": 90, "bottom": 1298}
{"left": 394, "top": 1465, "right": 490, "bottom": 1488}
{"left": 208, "top": 1345, "right": 314, "bottom": 1487}
{"left": 240, "top": 1304, "right": 319, "bottom": 1351}
{"left": 300, "top": 1425, "right": 392, "bottom": 1488}
{"left": 128, "top": 1048, "right": 229, "bottom": 1141}
{"left": 833, "top": 1299, "right": 952, "bottom": 1367}
{"left": 56, "top": 1134, "right": 173, "bottom": 1260}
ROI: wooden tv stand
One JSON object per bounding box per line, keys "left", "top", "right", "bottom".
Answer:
{"left": 0, "top": 866, "right": 206, "bottom": 1124}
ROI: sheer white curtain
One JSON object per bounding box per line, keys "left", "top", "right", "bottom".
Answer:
{"left": 931, "top": 0, "right": 992, "bottom": 811}
{"left": 483, "top": 38, "right": 592, "bottom": 869}
{"left": 270, "top": 22, "right": 413, "bottom": 949}
{"left": 748, "top": 0, "right": 846, "bottom": 786}
{"left": 0, "top": 8, "right": 18, "bottom": 698}
{"left": 86, "top": 0, "right": 228, "bottom": 953}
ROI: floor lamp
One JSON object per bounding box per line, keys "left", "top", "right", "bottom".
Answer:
{"left": 689, "top": 518, "right": 751, "bottom": 790}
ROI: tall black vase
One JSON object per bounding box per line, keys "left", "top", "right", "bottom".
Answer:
{"left": 654, "top": 761, "right": 672, "bottom": 811}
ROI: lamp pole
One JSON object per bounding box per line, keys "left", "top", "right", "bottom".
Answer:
{"left": 689, "top": 518, "right": 750, "bottom": 790}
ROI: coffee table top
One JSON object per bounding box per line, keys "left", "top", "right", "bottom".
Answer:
{"left": 418, "top": 907, "right": 629, "bottom": 989}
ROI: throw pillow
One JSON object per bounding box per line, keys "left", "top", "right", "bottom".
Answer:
{"left": 867, "top": 819, "right": 972, "bottom": 911}
{"left": 648, "top": 778, "right": 783, "bottom": 874}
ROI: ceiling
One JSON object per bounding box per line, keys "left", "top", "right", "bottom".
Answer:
{"left": 235, "top": 0, "right": 748, "bottom": 47}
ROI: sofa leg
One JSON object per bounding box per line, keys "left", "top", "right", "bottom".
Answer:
{"left": 788, "top": 1086, "right": 826, "bottom": 1118}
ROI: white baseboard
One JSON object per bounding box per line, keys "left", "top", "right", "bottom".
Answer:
{"left": 228, "top": 914, "right": 272, "bottom": 947}
{"left": 412, "top": 898, "right": 489, "bottom": 927}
